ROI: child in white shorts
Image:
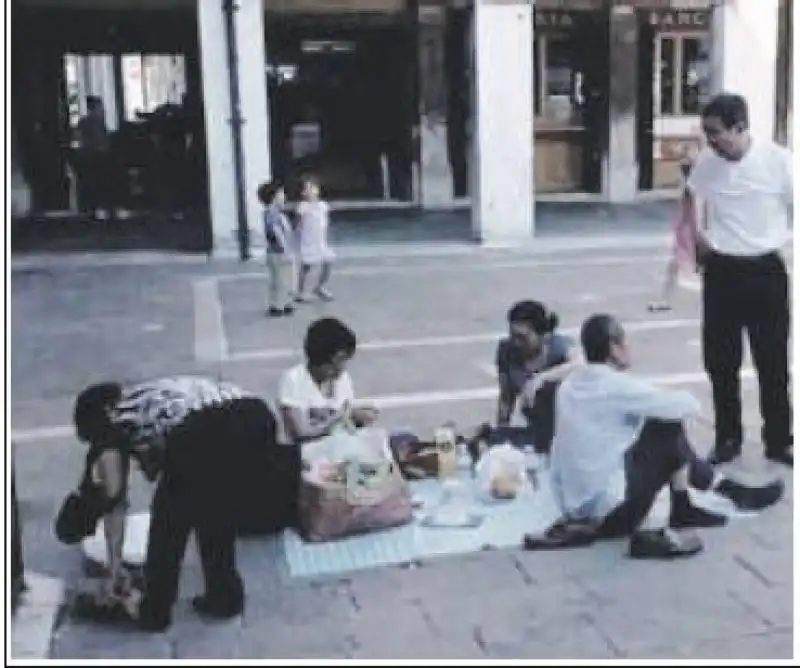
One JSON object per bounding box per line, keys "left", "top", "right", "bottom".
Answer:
{"left": 295, "top": 175, "right": 334, "bottom": 303}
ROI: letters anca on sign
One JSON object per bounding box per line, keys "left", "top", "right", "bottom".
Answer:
{"left": 648, "top": 10, "right": 710, "bottom": 30}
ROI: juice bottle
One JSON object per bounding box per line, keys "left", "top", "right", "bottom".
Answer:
{"left": 434, "top": 422, "right": 458, "bottom": 478}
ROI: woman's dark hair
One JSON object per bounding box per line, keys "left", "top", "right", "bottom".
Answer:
{"left": 580, "top": 314, "right": 625, "bottom": 363}
{"left": 507, "top": 300, "right": 559, "bottom": 335}
{"left": 304, "top": 317, "right": 357, "bottom": 367}
{"left": 257, "top": 180, "right": 282, "bottom": 206}
{"left": 73, "top": 382, "right": 123, "bottom": 444}
{"left": 702, "top": 93, "right": 749, "bottom": 130}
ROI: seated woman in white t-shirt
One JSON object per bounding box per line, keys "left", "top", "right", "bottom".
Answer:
{"left": 277, "top": 317, "right": 378, "bottom": 447}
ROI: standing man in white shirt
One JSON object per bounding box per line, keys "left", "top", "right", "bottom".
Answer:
{"left": 536, "top": 314, "right": 784, "bottom": 560}
{"left": 688, "top": 93, "right": 793, "bottom": 467}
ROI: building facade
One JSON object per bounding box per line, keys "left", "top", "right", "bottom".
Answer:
{"left": 10, "top": 0, "right": 788, "bottom": 252}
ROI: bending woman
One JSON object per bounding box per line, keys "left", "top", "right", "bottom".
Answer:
{"left": 71, "top": 377, "right": 277, "bottom": 632}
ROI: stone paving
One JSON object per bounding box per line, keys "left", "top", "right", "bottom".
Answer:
{"left": 10, "top": 242, "right": 793, "bottom": 660}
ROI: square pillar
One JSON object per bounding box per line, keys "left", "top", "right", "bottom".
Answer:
{"left": 234, "top": 0, "right": 272, "bottom": 243}
{"left": 470, "top": 0, "right": 534, "bottom": 246}
{"left": 710, "top": 0, "right": 780, "bottom": 142}
{"left": 198, "top": 0, "right": 238, "bottom": 247}
{"left": 604, "top": 4, "right": 638, "bottom": 203}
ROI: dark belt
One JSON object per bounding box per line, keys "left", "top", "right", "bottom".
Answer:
{"left": 703, "top": 249, "right": 785, "bottom": 276}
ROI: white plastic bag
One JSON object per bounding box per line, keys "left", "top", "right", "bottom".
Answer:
{"left": 475, "top": 443, "right": 528, "bottom": 501}
{"left": 301, "top": 428, "right": 397, "bottom": 506}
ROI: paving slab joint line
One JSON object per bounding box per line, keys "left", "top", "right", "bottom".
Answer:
{"left": 471, "top": 626, "right": 488, "bottom": 654}
{"left": 580, "top": 610, "right": 625, "bottom": 658}
{"left": 732, "top": 553, "right": 774, "bottom": 588}
{"left": 511, "top": 554, "right": 535, "bottom": 586}
{"left": 726, "top": 588, "right": 776, "bottom": 629}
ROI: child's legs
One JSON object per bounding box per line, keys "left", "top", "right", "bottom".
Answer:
{"left": 266, "top": 254, "right": 280, "bottom": 307}
{"left": 278, "top": 258, "right": 294, "bottom": 307}
{"left": 297, "top": 263, "right": 313, "bottom": 295}
{"left": 661, "top": 257, "right": 679, "bottom": 300}
{"left": 315, "top": 261, "right": 332, "bottom": 289}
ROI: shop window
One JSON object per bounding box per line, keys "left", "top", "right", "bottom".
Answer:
{"left": 534, "top": 34, "right": 584, "bottom": 125}
{"left": 656, "top": 34, "right": 710, "bottom": 116}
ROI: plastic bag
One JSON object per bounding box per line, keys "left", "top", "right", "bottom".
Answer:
{"left": 475, "top": 443, "right": 528, "bottom": 501}
{"left": 419, "top": 478, "right": 484, "bottom": 529}
{"left": 302, "top": 428, "right": 396, "bottom": 506}
{"left": 298, "top": 428, "right": 413, "bottom": 541}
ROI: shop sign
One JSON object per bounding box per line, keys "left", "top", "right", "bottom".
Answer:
{"left": 535, "top": 10, "right": 578, "bottom": 28}
{"left": 611, "top": 0, "right": 710, "bottom": 8}
{"left": 648, "top": 9, "right": 710, "bottom": 29}
{"left": 536, "top": 0, "right": 604, "bottom": 10}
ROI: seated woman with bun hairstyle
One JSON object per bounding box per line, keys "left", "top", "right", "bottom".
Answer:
{"left": 492, "top": 300, "right": 581, "bottom": 453}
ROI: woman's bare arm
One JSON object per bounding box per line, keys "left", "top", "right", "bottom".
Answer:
{"left": 96, "top": 449, "right": 127, "bottom": 581}
{"left": 536, "top": 348, "right": 584, "bottom": 386}
{"left": 496, "top": 375, "right": 515, "bottom": 428}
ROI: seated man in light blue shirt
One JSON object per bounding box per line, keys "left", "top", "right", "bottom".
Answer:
{"left": 535, "top": 314, "right": 784, "bottom": 560}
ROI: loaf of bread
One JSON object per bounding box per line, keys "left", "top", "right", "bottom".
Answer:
{"left": 490, "top": 472, "right": 521, "bottom": 500}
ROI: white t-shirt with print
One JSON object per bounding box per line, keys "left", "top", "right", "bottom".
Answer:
{"left": 688, "top": 141, "right": 793, "bottom": 257}
{"left": 275, "top": 363, "right": 355, "bottom": 445}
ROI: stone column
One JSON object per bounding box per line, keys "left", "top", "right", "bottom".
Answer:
{"left": 470, "top": 0, "right": 534, "bottom": 246}
{"left": 710, "top": 0, "right": 780, "bottom": 142}
{"left": 604, "top": 3, "right": 638, "bottom": 203}
{"left": 417, "top": 2, "right": 454, "bottom": 207}
{"left": 197, "top": 0, "right": 238, "bottom": 247}
{"left": 775, "top": 0, "right": 792, "bottom": 145}
{"left": 235, "top": 0, "right": 272, "bottom": 244}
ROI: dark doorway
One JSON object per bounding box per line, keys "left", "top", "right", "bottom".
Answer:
{"left": 266, "top": 16, "right": 416, "bottom": 201}
{"left": 575, "top": 10, "right": 609, "bottom": 193}
{"left": 637, "top": 16, "right": 655, "bottom": 191}
{"left": 444, "top": 6, "right": 470, "bottom": 199}
{"left": 10, "top": 5, "right": 212, "bottom": 253}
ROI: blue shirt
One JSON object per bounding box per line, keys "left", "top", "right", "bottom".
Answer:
{"left": 495, "top": 333, "right": 573, "bottom": 400}
{"left": 263, "top": 205, "right": 292, "bottom": 254}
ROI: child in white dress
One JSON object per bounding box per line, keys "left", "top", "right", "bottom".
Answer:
{"left": 295, "top": 176, "right": 334, "bottom": 302}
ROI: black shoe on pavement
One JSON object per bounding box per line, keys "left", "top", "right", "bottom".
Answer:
{"left": 715, "top": 478, "right": 784, "bottom": 512}
{"left": 282, "top": 305, "right": 295, "bottom": 316}
{"left": 766, "top": 447, "right": 793, "bottom": 468}
{"left": 708, "top": 438, "right": 742, "bottom": 465}
{"left": 629, "top": 528, "right": 703, "bottom": 560}
{"left": 669, "top": 503, "right": 728, "bottom": 529}
{"left": 267, "top": 307, "right": 284, "bottom": 318}
{"left": 191, "top": 595, "right": 243, "bottom": 621}
{"left": 138, "top": 614, "right": 171, "bottom": 633}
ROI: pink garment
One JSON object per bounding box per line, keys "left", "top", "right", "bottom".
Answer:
{"left": 671, "top": 192, "right": 697, "bottom": 267}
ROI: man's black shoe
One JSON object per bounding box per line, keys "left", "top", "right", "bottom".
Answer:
{"left": 629, "top": 529, "right": 703, "bottom": 560}
{"left": 669, "top": 503, "right": 728, "bottom": 529}
{"left": 715, "top": 478, "right": 784, "bottom": 512}
{"left": 138, "top": 615, "right": 171, "bottom": 633}
{"left": 191, "top": 595, "right": 243, "bottom": 620}
{"left": 708, "top": 439, "right": 742, "bottom": 465}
